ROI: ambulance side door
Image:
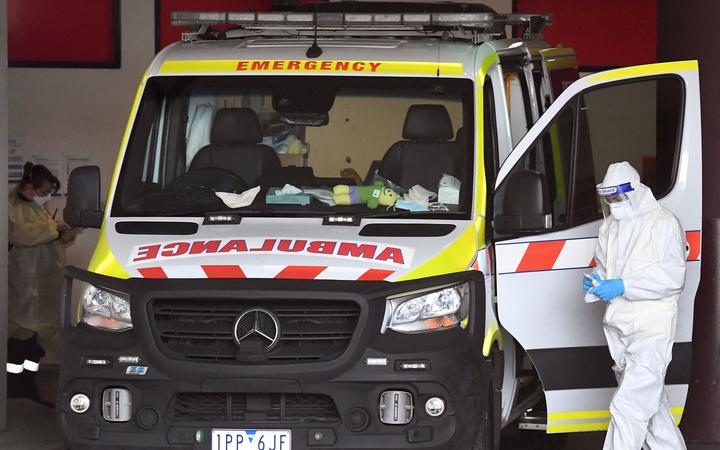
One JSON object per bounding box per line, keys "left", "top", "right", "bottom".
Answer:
{"left": 536, "top": 47, "right": 580, "bottom": 111}
{"left": 492, "top": 61, "right": 701, "bottom": 433}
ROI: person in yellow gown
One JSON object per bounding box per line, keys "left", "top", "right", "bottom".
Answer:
{"left": 7, "top": 162, "right": 75, "bottom": 405}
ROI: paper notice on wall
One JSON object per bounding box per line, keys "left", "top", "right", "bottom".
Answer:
{"left": 31, "top": 154, "right": 64, "bottom": 194}
{"left": 8, "top": 135, "right": 26, "bottom": 183}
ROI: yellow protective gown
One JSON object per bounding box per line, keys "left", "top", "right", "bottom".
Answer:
{"left": 8, "top": 188, "right": 65, "bottom": 342}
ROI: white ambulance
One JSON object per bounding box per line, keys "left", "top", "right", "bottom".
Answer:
{"left": 57, "top": 3, "right": 702, "bottom": 449}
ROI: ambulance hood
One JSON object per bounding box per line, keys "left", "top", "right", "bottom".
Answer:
{"left": 101, "top": 217, "right": 477, "bottom": 282}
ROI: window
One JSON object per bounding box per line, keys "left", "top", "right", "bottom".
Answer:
{"left": 571, "top": 76, "right": 684, "bottom": 224}
{"left": 531, "top": 65, "right": 550, "bottom": 114}
{"left": 114, "top": 76, "right": 475, "bottom": 218}
{"left": 494, "top": 107, "right": 574, "bottom": 235}
{"left": 502, "top": 60, "right": 534, "bottom": 147}
{"left": 494, "top": 76, "right": 685, "bottom": 238}
{"left": 484, "top": 77, "right": 499, "bottom": 243}
{"left": 484, "top": 78, "right": 499, "bottom": 196}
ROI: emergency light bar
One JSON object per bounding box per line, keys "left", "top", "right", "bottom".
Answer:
{"left": 171, "top": 10, "right": 551, "bottom": 43}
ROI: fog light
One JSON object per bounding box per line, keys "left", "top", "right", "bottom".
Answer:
{"left": 425, "top": 397, "right": 445, "bottom": 417}
{"left": 70, "top": 393, "right": 91, "bottom": 414}
{"left": 102, "top": 388, "right": 132, "bottom": 422}
{"left": 379, "top": 390, "right": 413, "bottom": 425}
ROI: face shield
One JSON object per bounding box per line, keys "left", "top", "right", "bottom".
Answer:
{"left": 597, "top": 182, "right": 634, "bottom": 221}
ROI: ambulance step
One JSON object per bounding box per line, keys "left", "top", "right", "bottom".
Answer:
{"left": 506, "top": 386, "right": 543, "bottom": 425}
{"left": 518, "top": 411, "right": 547, "bottom": 431}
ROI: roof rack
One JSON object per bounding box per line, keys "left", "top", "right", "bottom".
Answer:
{"left": 170, "top": 11, "right": 551, "bottom": 44}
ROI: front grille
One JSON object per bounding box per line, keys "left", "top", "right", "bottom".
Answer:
{"left": 169, "top": 392, "right": 340, "bottom": 423}
{"left": 150, "top": 299, "right": 361, "bottom": 364}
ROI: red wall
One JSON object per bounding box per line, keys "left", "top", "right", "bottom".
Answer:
{"left": 8, "top": 0, "right": 117, "bottom": 65}
{"left": 516, "top": 0, "right": 657, "bottom": 68}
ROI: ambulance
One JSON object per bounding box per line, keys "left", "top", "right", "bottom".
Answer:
{"left": 57, "top": 3, "right": 702, "bottom": 449}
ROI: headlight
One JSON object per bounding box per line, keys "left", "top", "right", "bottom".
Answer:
{"left": 79, "top": 283, "right": 132, "bottom": 331}
{"left": 382, "top": 282, "right": 470, "bottom": 333}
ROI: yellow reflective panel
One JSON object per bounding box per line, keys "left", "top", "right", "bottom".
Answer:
{"left": 479, "top": 53, "right": 499, "bottom": 80}
{"left": 159, "top": 60, "right": 462, "bottom": 76}
{"left": 540, "top": 47, "right": 576, "bottom": 59}
{"left": 474, "top": 52, "right": 499, "bottom": 247}
{"left": 438, "top": 62, "right": 465, "bottom": 76}
{"left": 548, "top": 422, "right": 609, "bottom": 433}
{"left": 475, "top": 84, "right": 486, "bottom": 247}
{"left": 106, "top": 82, "right": 145, "bottom": 208}
{"left": 88, "top": 227, "right": 130, "bottom": 279}
{"left": 482, "top": 320, "right": 504, "bottom": 357}
{"left": 548, "top": 410, "right": 611, "bottom": 422}
{"left": 397, "top": 225, "right": 478, "bottom": 281}
{"left": 540, "top": 47, "right": 578, "bottom": 71}
{"left": 548, "top": 406, "right": 685, "bottom": 433}
{"left": 590, "top": 60, "right": 698, "bottom": 82}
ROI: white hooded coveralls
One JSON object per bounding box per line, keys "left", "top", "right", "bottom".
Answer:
{"left": 594, "top": 162, "right": 687, "bottom": 450}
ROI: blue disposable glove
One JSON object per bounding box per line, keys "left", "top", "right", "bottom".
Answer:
{"left": 582, "top": 273, "right": 603, "bottom": 292}
{"left": 589, "top": 279, "right": 624, "bottom": 302}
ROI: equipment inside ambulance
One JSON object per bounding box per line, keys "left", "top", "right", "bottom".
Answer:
{"left": 55, "top": 4, "right": 701, "bottom": 450}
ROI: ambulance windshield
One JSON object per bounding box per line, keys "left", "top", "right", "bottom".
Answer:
{"left": 113, "top": 76, "right": 474, "bottom": 219}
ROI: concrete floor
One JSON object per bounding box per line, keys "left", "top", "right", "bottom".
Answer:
{"left": 0, "top": 365, "right": 64, "bottom": 450}
{"left": 0, "top": 367, "right": 712, "bottom": 450}
{"left": 0, "top": 399, "right": 64, "bottom": 450}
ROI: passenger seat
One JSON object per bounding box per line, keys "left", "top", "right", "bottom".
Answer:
{"left": 378, "top": 104, "right": 461, "bottom": 190}
{"left": 189, "top": 108, "right": 281, "bottom": 186}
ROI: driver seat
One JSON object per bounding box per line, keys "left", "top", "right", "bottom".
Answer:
{"left": 189, "top": 108, "right": 280, "bottom": 186}
{"left": 378, "top": 104, "right": 461, "bottom": 190}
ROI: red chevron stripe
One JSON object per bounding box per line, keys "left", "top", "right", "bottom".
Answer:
{"left": 686, "top": 231, "right": 701, "bottom": 261}
{"left": 516, "top": 241, "right": 566, "bottom": 272}
{"left": 202, "top": 265, "right": 246, "bottom": 278}
{"left": 357, "top": 269, "right": 395, "bottom": 281}
{"left": 275, "top": 265, "right": 328, "bottom": 279}
{"left": 138, "top": 267, "right": 167, "bottom": 278}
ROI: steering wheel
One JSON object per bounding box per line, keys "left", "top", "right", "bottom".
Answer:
{"left": 169, "top": 167, "right": 249, "bottom": 207}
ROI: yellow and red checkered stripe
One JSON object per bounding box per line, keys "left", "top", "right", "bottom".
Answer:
{"left": 136, "top": 265, "right": 395, "bottom": 280}
{"left": 497, "top": 231, "right": 701, "bottom": 275}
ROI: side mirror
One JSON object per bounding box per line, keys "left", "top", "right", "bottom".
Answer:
{"left": 64, "top": 166, "right": 103, "bottom": 228}
{"left": 494, "top": 169, "right": 552, "bottom": 234}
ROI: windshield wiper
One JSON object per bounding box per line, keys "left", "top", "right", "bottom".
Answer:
{"left": 154, "top": 208, "right": 277, "bottom": 217}
{"left": 333, "top": 209, "right": 466, "bottom": 221}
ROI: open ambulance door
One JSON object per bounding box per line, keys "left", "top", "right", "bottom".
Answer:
{"left": 492, "top": 61, "right": 701, "bottom": 433}
{"left": 539, "top": 47, "right": 579, "bottom": 108}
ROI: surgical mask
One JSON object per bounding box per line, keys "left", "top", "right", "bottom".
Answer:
{"left": 34, "top": 194, "right": 52, "bottom": 206}
{"left": 609, "top": 200, "right": 633, "bottom": 221}
{"left": 395, "top": 199, "right": 428, "bottom": 212}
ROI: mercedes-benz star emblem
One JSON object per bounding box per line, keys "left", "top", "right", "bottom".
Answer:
{"left": 233, "top": 308, "right": 281, "bottom": 351}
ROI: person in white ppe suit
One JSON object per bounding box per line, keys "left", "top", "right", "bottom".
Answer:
{"left": 583, "top": 162, "right": 687, "bottom": 450}
{"left": 7, "top": 162, "right": 75, "bottom": 405}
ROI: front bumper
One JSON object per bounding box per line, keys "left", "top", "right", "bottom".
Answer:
{"left": 58, "top": 268, "right": 489, "bottom": 450}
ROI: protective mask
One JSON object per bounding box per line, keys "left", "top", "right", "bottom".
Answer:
{"left": 34, "top": 194, "right": 52, "bottom": 206}
{"left": 395, "top": 199, "right": 428, "bottom": 212}
{"left": 609, "top": 200, "right": 633, "bottom": 221}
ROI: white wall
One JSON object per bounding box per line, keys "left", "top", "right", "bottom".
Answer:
{"left": 8, "top": 0, "right": 155, "bottom": 269}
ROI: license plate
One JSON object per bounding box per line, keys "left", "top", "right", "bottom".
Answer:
{"left": 211, "top": 429, "right": 291, "bottom": 450}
